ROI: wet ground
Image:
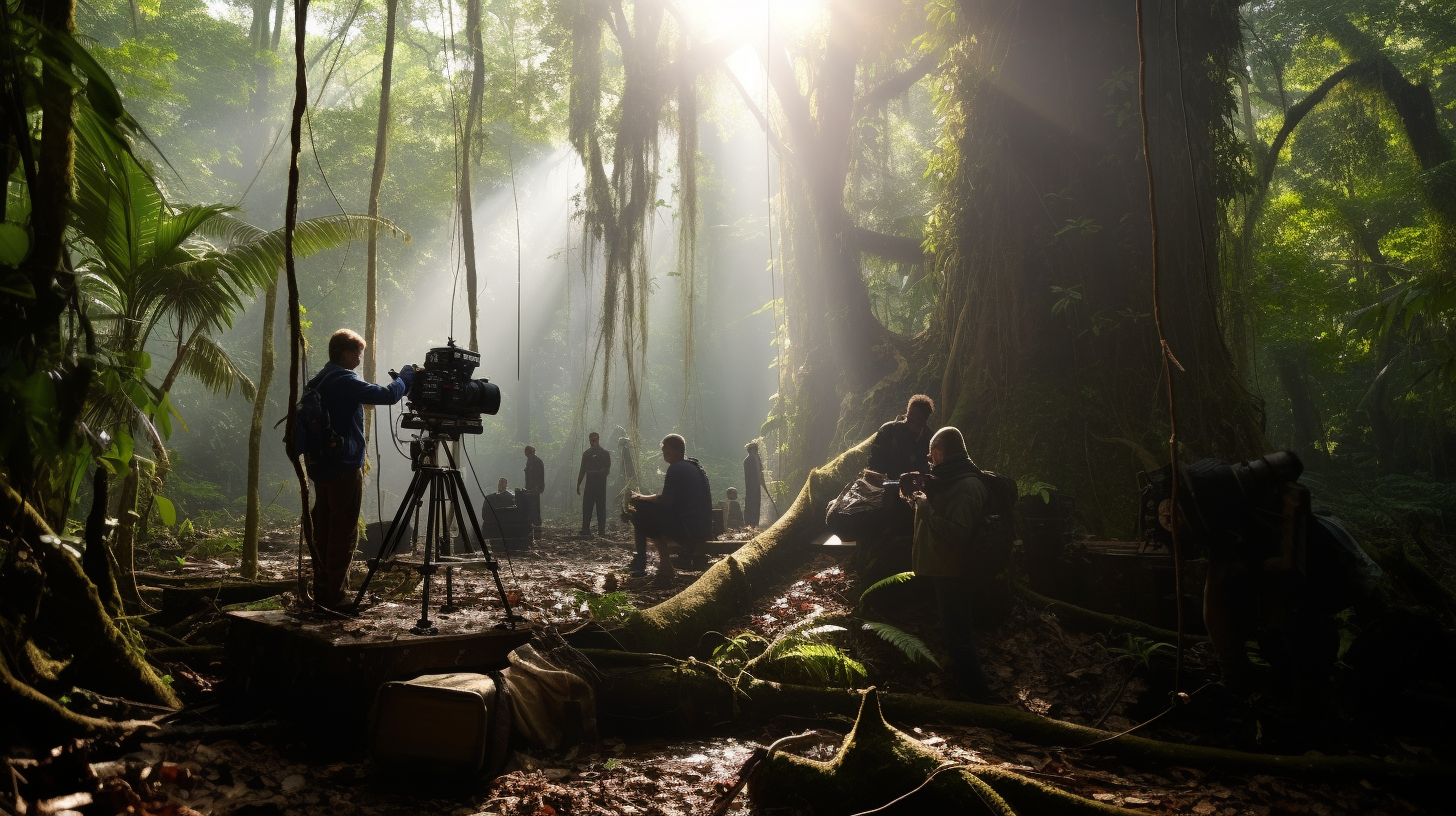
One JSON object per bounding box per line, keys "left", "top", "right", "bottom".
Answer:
{"left": 93, "top": 523, "right": 1447, "bottom": 815}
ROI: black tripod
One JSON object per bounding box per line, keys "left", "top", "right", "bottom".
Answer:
{"left": 352, "top": 435, "right": 523, "bottom": 634}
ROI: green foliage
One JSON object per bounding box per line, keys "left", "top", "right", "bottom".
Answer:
{"left": 1104, "top": 634, "right": 1172, "bottom": 669}
{"left": 573, "top": 589, "right": 635, "bottom": 623}
{"left": 858, "top": 571, "right": 915, "bottom": 608}
{"left": 861, "top": 620, "right": 940, "bottom": 669}
{"left": 768, "top": 642, "right": 868, "bottom": 688}
{"left": 710, "top": 631, "right": 768, "bottom": 671}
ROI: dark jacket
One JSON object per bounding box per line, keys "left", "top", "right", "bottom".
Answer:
{"left": 577, "top": 445, "right": 611, "bottom": 488}
{"left": 524, "top": 455, "right": 546, "bottom": 493}
{"left": 867, "top": 417, "right": 932, "bottom": 480}
{"left": 660, "top": 458, "right": 713, "bottom": 539}
{"left": 910, "top": 456, "right": 988, "bottom": 579}
{"left": 307, "top": 362, "right": 407, "bottom": 481}
{"left": 743, "top": 452, "right": 762, "bottom": 488}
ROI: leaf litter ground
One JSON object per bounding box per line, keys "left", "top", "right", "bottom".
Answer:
{"left": 78, "top": 524, "right": 1445, "bottom": 815}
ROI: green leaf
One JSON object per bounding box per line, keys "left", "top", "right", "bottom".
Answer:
{"left": 863, "top": 620, "right": 941, "bottom": 668}
{"left": 154, "top": 494, "right": 176, "bottom": 526}
{"left": 858, "top": 571, "right": 916, "bottom": 607}
{"left": 0, "top": 223, "right": 30, "bottom": 265}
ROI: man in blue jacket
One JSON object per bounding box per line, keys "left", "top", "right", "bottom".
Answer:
{"left": 305, "top": 329, "right": 414, "bottom": 609}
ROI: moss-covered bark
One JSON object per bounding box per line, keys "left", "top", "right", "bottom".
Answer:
{"left": 749, "top": 689, "right": 1134, "bottom": 816}
{"left": 0, "top": 479, "right": 180, "bottom": 744}
{"left": 610, "top": 436, "right": 872, "bottom": 655}
{"left": 588, "top": 655, "right": 1448, "bottom": 786}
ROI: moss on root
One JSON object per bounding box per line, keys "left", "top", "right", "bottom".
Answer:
{"left": 587, "top": 655, "right": 1449, "bottom": 787}
{"left": 748, "top": 689, "right": 1135, "bottom": 816}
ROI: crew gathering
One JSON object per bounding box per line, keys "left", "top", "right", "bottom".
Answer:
{"left": 301, "top": 328, "right": 1377, "bottom": 706}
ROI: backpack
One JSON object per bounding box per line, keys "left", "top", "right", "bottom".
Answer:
{"left": 969, "top": 469, "right": 1017, "bottom": 537}
{"left": 685, "top": 457, "right": 714, "bottom": 536}
{"left": 291, "top": 370, "right": 347, "bottom": 470}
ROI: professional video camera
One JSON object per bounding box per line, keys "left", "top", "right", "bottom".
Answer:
{"left": 1136, "top": 451, "right": 1304, "bottom": 554}
{"left": 393, "top": 339, "right": 501, "bottom": 439}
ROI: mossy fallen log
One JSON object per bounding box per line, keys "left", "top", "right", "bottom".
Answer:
{"left": 586, "top": 653, "right": 1446, "bottom": 786}
{"left": 750, "top": 688, "right": 1136, "bottom": 816}
{"left": 611, "top": 437, "right": 873, "bottom": 655}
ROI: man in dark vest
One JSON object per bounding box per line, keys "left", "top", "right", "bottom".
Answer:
{"left": 627, "top": 434, "right": 712, "bottom": 582}
{"left": 522, "top": 445, "right": 545, "bottom": 539}
{"left": 868, "top": 394, "right": 935, "bottom": 481}
{"left": 576, "top": 432, "right": 611, "bottom": 537}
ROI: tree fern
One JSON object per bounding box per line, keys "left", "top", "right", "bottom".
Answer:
{"left": 858, "top": 571, "right": 916, "bottom": 608}
{"left": 863, "top": 620, "right": 941, "bottom": 668}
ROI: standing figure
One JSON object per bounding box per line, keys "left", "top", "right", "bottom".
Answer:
{"left": 743, "top": 441, "right": 764, "bottom": 528}
{"left": 902, "top": 426, "right": 1001, "bottom": 703}
{"left": 627, "top": 434, "right": 712, "bottom": 581}
{"left": 576, "top": 431, "right": 611, "bottom": 537}
{"left": 868, "top": 395, "right": 936, "bottom": 481}
{"left": 522, "top": 445, "right": 545, "bottom": 539}
{"left": 300, "top": 329, "right": 413, "bottom": 610}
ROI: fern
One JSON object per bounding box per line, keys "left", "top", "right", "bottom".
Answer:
{"left": 863, "top": 620, "right": 941, "bottom": 668}
{"left": 858, "top": 571, "right": 916, "bottom": 608}
{"left": 760, "top": 618, "right": 846, "bottom": 664}
{"left": 773, "top": 643, "right": 868, "bottom": 687}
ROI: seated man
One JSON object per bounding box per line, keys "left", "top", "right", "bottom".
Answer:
{"left": 627, "top": 434, "right": 712, "bottom": 581}
{"left": 723, "top": 487, "right": 745, "bottom": 530}
{"left": 485, "top": 477, "right": 515, "bottom": 511}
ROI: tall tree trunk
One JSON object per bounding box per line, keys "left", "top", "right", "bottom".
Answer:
{"left": 934, "top": 0, "right": 1262, "bottom": 534}
{"left": 517, "top": 351, "right": 531, "bottom": 444}
{"left": 757, "top": 0, "right": 898, "bottom": 485}
{"left": 459, "top": 0, "right": 486, "bottom": 352}
{"left": 242, "top": 279, "right": 278, "bottom": 580}
{"left": 364, "top": 0, "right": 399, "bottom": 441}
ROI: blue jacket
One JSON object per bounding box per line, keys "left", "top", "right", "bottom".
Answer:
{"left": 306, "top": 362, "right": 407, "bottom": 480}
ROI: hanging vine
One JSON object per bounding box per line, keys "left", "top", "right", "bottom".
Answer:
{"left": 560, "top": 0, "right": 699, "bottom": 444}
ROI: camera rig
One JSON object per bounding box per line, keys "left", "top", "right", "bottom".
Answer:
{"left": 394, "top": 340, "right": 501, "bottom": 440}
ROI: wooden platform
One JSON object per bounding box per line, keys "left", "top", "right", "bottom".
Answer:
{"left": 226, "top": 609, "right": 533, "bottom": 731}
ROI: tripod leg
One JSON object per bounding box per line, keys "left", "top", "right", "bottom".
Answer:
{"left": 451, "top": 470, "right": 523, "bottom": 626}
{"left": 352, "top": 467, "right": 428, "bottom": 610}
{"left": 440, "top": 472, "right": 462, "bottom": 614}
{"left": 412, "top": 470, "right": 440, "bottom": 635}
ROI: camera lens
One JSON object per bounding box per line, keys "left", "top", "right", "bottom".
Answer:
{"left": 462, "top": 378, "right": 501, "bottom": 415}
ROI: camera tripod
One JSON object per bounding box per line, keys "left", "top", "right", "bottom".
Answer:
{"left": 351, "top": 434, "right": 524, "bottom": 634}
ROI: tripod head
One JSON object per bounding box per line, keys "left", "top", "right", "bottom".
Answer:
{"left": 408, "top": 432, "right": 460, "bottom": 472}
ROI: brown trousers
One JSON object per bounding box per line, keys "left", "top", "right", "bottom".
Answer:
{"left": 310, "top": 467, "right": 364, "bottom": 606}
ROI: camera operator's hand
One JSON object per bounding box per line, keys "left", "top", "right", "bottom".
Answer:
{"left": 398, "top": 365, "right": 416, "bottom": 387}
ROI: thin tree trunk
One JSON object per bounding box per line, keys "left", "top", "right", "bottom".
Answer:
{"left": 364, "top": 0, "right": 399, "bottom": 442}
{"left": 242, "top": 279, "right": 278, "bottom": 580}
{"left": 459, "top": 0, "right": 486, "bottom": 352}
{"left": 1274, "top": 348, "right": 1326, "bottom": 462}
{"left": 284, "top": 0, "right": 320, "bottom": 598}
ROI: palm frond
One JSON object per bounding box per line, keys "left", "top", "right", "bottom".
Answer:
{"left": 863, "top": 620, "right": 940, "bottom": 668}
{"left": 859, "top": 571, "right": 916, "bottom": 608}
{"left": 182, "top": 333, "right": 256, "bottom": 401}
{"left": 221, "top": 214, "right": 410, "bottom": 287}
{"left": 155, "top": 204, "right": 235, "bottom": 259}
{"left": 194, "top": 211, "right": 268, "bottom": 247}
